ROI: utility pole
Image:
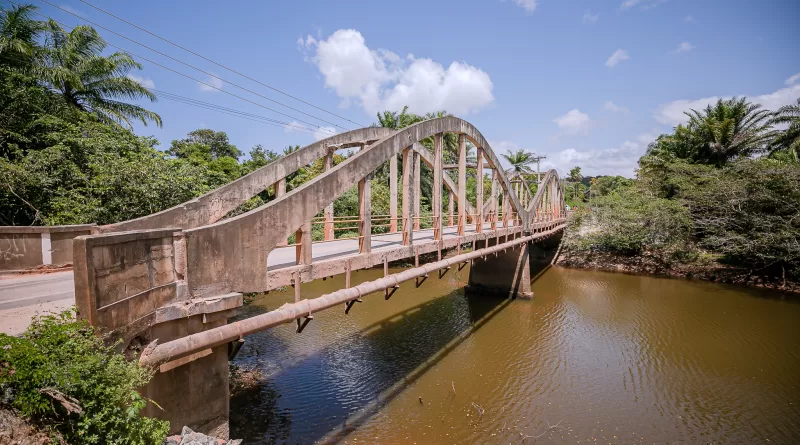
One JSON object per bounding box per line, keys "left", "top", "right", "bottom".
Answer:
{"left": 530, "top": 154, "right": 547, "bottom": 184}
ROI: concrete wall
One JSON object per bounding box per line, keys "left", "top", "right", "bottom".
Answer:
{"left": 0, "top": 225, "right": 95, "bottom": 271}
{"left": 72, "top": 228, "right": 242, "bottom": 437}
{"left": 467, "top": 236, "right": 533, "bottom": 299}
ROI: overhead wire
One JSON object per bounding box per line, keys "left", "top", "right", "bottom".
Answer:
{"left": 6, "top": 0, "right": 334, "bottom": 136}
{"left": 75, "top": 0, "right": 366, "bottom": 128}
{"left": 152, "top": 89, "right": 319, "bottom": 135}
{"left": 35, "top": 0, "right": 341, "bottom": 134}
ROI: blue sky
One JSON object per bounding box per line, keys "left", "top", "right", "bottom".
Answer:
{"left": 44, "top": 0, "right": 800, "bottom": 177}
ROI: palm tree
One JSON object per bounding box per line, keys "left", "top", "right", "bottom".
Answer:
{"left": 0, "top": 4, "right": 43, "bottom": 70}
{"left": 40, "top": 22, "right": 161, "bottom": 128}
{"left": 683, "top": 97, "right": 774, "bottom": 165}
{"left": 770, "top": 98, "right": 800, "bottom": 163}
{"left": 501, "top": 149, "right": 535, "bottom": 175}
{"left": 569, "top": 166, "right": 583, "bottom": 199}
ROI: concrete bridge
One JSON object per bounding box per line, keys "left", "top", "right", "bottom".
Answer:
{"left": 3, "top": 117, "right": 567, "bottom": 438}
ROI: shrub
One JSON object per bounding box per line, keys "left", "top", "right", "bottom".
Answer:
{"left": 0, "top": 310, "right": 169, "bottom": 444}
{"left": 565, "top": 186, "right": 693, "bottom": 257}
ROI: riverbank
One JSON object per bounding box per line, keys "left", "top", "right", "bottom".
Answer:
{"left": 556, "top": 249, "right": 799, "bottom": 294}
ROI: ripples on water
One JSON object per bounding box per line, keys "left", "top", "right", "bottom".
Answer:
{"left": 230, "top": 266, "right": 800, "bottom": 444}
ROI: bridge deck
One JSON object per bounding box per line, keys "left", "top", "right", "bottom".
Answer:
{"left": 268, "top": 223, "right": 514, "bottom": 270}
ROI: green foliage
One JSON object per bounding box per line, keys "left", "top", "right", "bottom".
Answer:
{"left": 1, "top": 113, "right": 216, "bottom": 225}
{"left": 0, "top": 310, "right": 169, "bottom": 444}
{"left": 567, "top": 185, "right": 692, "bottom": 256}
{"left": 501, "top": 149, "right": 536, "bottom": 174}
{"left": 642, "top": 97, "right": 775, "bottom": 167}
{"left": 649, "top": 158, "right": 800, "bottom": 276}
{"left": 770, "top": 98, "right": 800, "bottom": 162}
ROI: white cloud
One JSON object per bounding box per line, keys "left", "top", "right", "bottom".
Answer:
{"left": 621, "top": 0, "right": 667, "bottom": 10}
{"left": 512, "top": 0, "right": 538, "bottom": 13}
{"left": 301, "top": 29, "right": 494, "bottom": 116}
{"left": 683, "top": 15, "right": 695, "bottom": 23}
{"left": 669, "top": 42, "right": 694, "bottom": 55}
{"left": 313, "top": 126, "right": 337, "bottom": 141}
{"left": 492, "top": 132, "right": 658, "bottom": 177}
{"left": 785, "top": 72, "right": 800, "bottom": 85}
{"left": 554, "top": 109, "right": 592, "bottom": 134}
{"left": 198, "top": 74, "right": 223, "bottom": 92}
{"left": 603, "top": 101, "right": 628, "bottom": 113}
{"left": 582, "top": 11, "right": 599, "bottom": 23}
{"left": 60, "top": 4, "right": 86, "bottom": 17}
{"left": 654, "top": 84, "right": 800, "bottom": 126}
{"left": 285, "top": 120, "right": 338, "bottom": 141}
{"left": 605, "top": 49, "right": 630, "bottom": 68}
{"left": 126, "top": 74, "right": 154, "bottom": 89}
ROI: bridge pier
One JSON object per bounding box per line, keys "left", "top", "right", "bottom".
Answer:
{"left": 467, "top": 235, "right": 533, "bottom": 299}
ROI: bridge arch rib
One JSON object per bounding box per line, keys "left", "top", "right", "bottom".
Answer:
{"left": 183, "top": 117, "right": 530, "bottom": 296}
{"left": 98, "top": 127, "right": 395, "bottom": 233}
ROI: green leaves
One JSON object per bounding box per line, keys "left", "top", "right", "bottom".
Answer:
{"left": 0, "top": 310, "right": 169, "bottom": 444}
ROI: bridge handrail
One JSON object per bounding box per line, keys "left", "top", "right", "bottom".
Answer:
{"left": 181, "top": 117, "right": 532, "bottom": 296}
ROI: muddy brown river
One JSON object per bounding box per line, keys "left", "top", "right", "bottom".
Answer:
{"left": 230, "top": 266, "right": 800, "bottom": 444}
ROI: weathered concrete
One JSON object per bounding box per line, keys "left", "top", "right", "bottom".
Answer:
{"left": 0, "top": 225, "right": 95, "bottom": 271}
{"left": 183, "top": 117, "right": 524, "bottom": 297}
{"left": 467, "top": 235, "right": 533, "bottom": 299}
{"left": 99, "top": 127, "right": 395, "bottom": 233}
{"left": 72, "top": 228, "right": 242, "bottom": 437}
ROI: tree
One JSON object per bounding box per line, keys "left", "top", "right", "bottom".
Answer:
{"left": 646, "top": 98, "right": 775, "bottom": 166}
{"left": 501, "top": 149, "right": 536, "bottom": 174}
{"left": 770, "top": 98, "right": 800, "bottom": 162}
{"left": 168, "top": 128, "right": 241, "bottom": 160}
{"left": 0, "top": 4, "right": 42, "bottom": 70}
{"left": 39, "top": 22, "right": 161, "bottom": 128}
{"left": 569, "top": 166, "right": 583, "bottom": 199}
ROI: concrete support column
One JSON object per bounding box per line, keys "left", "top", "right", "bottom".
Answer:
{"left": 295, "top": 222, "right": 312, "bottom": 265}
{"left": 490, "top": 171, "right": 498, "bottom": 231}
{"left": 275, "top": 178, "right": 288, "bottom": 246}
{"left": 467, "top": 237, "right": 532, "bottom": 299}
{"left": 457, "top": 134, "right": 466, "bottom": 236}
{"left": 389, "top": 154, "right": 398, "bottom": 233}
{"left": 323, "top": 149, "right": 335, "bottom": 241}
{"left": 359, "top": 173, "right": 371, "bottom": 255}
{"left": 448, "top": 190, "right": 454, "bottom": 226}
{"left": 413, "top": 150, "right": 421, "bottom": 230}
{"left": 475, "top": 148, "right": 484, "bottom": 234}
{"left": 402, "top": 147, "right": 415, "bottom": 246}
{"left": 432, "top": 133, "right": 443, "bottom": 240}
{"left": 502, "top": 191, "right": 509, "bottom": 228}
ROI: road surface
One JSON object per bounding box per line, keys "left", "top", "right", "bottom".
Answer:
{"left": 0, "top": 271, "right": 75, "bottom": 335}
{"left": 0, "top": 222, "right": 514, "bottom": 335}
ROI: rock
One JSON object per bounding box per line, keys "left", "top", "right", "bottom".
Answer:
{"left": 166, "top": 426, "right": 242, "bottom": 445}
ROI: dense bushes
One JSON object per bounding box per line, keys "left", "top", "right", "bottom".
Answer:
{"left": 564, "top": 157, "right": 800, "bottom": 280}
{"left": 0, "top": 311, "right": 168, "bottom": 444}
{"left": 567, "top": 188, "right": 692, "bottom": 257}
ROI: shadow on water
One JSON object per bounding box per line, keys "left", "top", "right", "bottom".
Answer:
{"left": 230, "top": 289, "right": 511, "bottom": 444}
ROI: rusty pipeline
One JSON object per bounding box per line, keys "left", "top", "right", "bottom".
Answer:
{"left": 139, "top": 223, "right": 566, "bottom": 368}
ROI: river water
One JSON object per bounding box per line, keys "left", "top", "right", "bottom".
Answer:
{"left": 230, "top": 266, "right": 800, "bottom": 444}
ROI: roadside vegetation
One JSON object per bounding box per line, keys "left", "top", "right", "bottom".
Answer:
{"left": 561, "top": 98, "right": 800, "bottom": 289}
{"left": 0, "top": 311, "right": 169, "bottom": 444}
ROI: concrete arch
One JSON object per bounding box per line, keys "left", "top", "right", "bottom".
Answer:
{"left": 99, "top": 127, "right": 394, "bottom": 233}
{"left": 183, "top": 117, "right": 528, "bottom": 295}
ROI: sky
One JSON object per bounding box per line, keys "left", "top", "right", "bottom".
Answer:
{"left": 40, "top": 0, "right": 800, "bottom": 177}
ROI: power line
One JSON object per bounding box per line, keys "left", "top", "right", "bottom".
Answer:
{"left": 9, "top": 1, "right": 335, "bottom": 136}
{"left": 76, "top": 0, "right": 366, "bottom": 128}
{"left": 152, "top": 89, "right": 319, "bottom": 135}
{"left": 36, "top": 0, "right": 341, "bottom": 134}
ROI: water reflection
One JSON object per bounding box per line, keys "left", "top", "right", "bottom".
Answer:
{"left": 231, "top": 266, "right": 800, "bottom": 444}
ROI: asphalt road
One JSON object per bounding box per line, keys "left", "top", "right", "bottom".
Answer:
{"left": 0, "top": 222, "right": 513, "bottom": 334}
